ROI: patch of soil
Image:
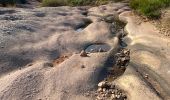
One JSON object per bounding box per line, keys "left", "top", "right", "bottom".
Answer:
{"left": 93, "top": 48, "right": 130, "bottom": 100}
{"left": 53, "top": 54, "right": 72, "bottom": 65}
{"left": 154, "top": 8, "right": 170, "bottom": 37}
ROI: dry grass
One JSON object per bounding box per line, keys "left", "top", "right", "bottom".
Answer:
{"left": 130, "top": 0, "right": 170, "bottom": 19}
{"left": 41, "top": 0, "right": 123, "bottom": 7}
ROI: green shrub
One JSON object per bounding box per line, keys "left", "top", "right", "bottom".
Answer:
{"left": 130, "top": 0, "right": 170, "bottom": 19}
{"left": 42, "top": 0, "right": 120, "bottom": 7}
{"left": 42, "top": 0, "right": 67, "bottom": 6}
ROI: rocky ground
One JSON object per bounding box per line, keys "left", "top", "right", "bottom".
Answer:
{"left": 0, "top": 2, "right": 170, "bottom": 100}
{"left": 155, "top": 7, "right": 170, "bottom": 37}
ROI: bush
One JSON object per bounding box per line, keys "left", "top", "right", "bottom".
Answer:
{"left": 42, "top": 0, "right": 67, "bottom": 6}
{"left": 130, "top": 0, "right": 170, "bottom": 19}
{"left": 42, "top": 0, "right": 118, "bottom": 7}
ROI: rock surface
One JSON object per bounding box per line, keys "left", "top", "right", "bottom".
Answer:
{"left": 0, "top": 2, "right": 169, "bottom": 100}
{"left": 117, "top": 10, "right": 170, "bottom": 100}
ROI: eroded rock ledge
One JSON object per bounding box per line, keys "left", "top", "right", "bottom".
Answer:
{"left": 0, "top": 2, "right": 169, "bottom": 100}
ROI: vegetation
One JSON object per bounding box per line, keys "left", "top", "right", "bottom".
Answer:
{"left": 130, "top": 0, "right": 170, "bottom": 19}
{"left": 2, "top": 0, "right": 170, "bottom": 19}
{"left": 41, "top": 0, "right": 122, "bottom": 7}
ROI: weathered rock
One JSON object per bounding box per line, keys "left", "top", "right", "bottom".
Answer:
{"left": 98, "top": 81, "right": 107, "bottom": 88}
{"left": 97, "top": 88, "right": 103, "bottom": 92}
{"left": 111, "top": 94, "right": 116, "bottom": 99}
{"left": 80, "top": 50, "right": 88, "bottom": 57}
{"left": 145, "top": 74, "right": 149, "bottom": 78}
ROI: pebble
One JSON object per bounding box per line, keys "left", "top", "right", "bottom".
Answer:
{"left": 111, "top": 94, "right": 116, "bottom": 99}
{"left": 97, "top": 88, "right": 103, "bottom": 92}
{"left": 98, "top": 81, "right": 107, "bottom": 88}
{"left": 80, "top": 50, "right": 88, "bottom": 57}
{"left": 116, "top": 94, "right": 121, "bottom": 98}
{"left": 103, "top": 88, "right": 106, "bottom": 92}
{"left": 145, "top": 74, "right": 149, "bottom": 78}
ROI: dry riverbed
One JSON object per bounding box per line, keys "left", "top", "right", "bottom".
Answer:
{"left": 0, "top": 2, "right": 170, "bottom": 100}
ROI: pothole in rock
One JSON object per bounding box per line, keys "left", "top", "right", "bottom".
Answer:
{"left": 85, "top": 43, "right": 111, "bottom": 53}
{"left": 75, "top": 19, "right": 92, "bottom": 32}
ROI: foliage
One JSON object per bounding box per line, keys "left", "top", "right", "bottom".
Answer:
{"left": 42, "top": 0, "right": 118, "bottom": 6}
{"left": 130, "top": 0, "right": 170, "bottom": 19}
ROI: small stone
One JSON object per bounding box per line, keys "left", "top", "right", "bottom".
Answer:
{"left": 111, "top": 94, "right": 116, "bottom": 99}
{"left": 97, "top": 88, "right": 103, "bottom": 92}
{"left": 96, "top": 96, "right": 102, "bottom": 100}
{"left": 145, "top": 74, "right": 149, "bottom": 78}
{"left": 116, "top": 94, "right": 121, "bottom": 99}
{"left": 123, "top": 49, "right": 130, "bottom": 55}
{"left": 80, "top": 50, "right": 88, "bottom": 57}
{"left": 102, "top": 88, "right": 106, "bottom": 92}
{"left": 98, "top": 81, "right": 107, "bottom": 88}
